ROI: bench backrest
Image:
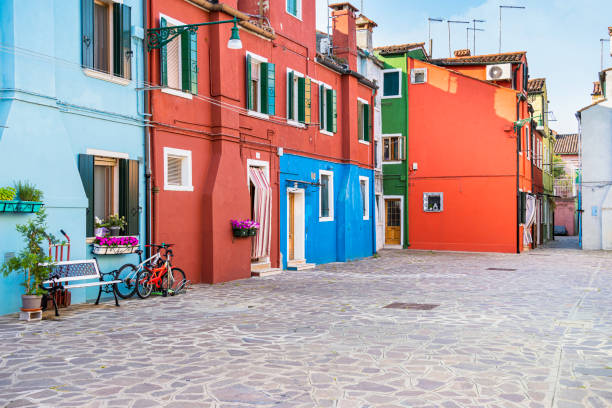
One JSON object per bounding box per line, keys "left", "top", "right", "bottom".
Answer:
{"left": 41, "top": 259, "right": 101, "bottom": 284}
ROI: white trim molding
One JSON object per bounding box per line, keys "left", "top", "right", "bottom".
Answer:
{"left": 163, "top": 147, "right": 194, "bottom": 191}
{"left": 359, "top": 176, "right": 370, "bottom": 220}
{"left": 382, "top": 68, "right": 402, "bottom": 99}
{"left": 319, "top": 169, "right": 334, "bottom": 222}
{"left": 86, "top": 148, "right": 129, "bottom": 159}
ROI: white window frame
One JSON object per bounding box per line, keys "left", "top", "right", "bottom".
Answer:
{"left": 382, "top": 68, "right": 402, "bottom": 99}
{"left": 287, "top": 68, "right": 305, "bottom": 128}
{"left": 423, "top": 192, "right": 443, "bottom": 212}
{"left": 246, "top": 51, "right": 269, "bottom": 119}
{"left": 159, "top": 13, "right": 194, "bottom": 100}
{"left": 319, "top": 170, "right": 334, "bottom": 222}
{"left": 319, "top": 81, "right": 333, "bottom": 136}
{"left": 358, "top": 97, "right": 370, "bottom": 145}
{"left": 163, "top": 147, "right": 193, "bottom": 192}
{"left": 525, "top": 127, "right": 530, "bottom": 160}
{"left": 359, "top": 176, "right": 369, "bottom": 220}
{"left": 411, "top": 68, "right": 428, "bottom": 84}
{"left": 286, "top": 0, "right": 302, "bottom": 20}
{"left": 382, "top": 133, "right": 404, "bottom": 164}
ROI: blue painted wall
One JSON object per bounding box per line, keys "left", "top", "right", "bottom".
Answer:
{"left": 0, "top": 0, "right": 145, "bottom": 315}
{"left": 279, "top": 154, "right": 375, "bottom": 269}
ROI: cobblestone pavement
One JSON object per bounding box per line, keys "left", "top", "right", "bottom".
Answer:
{"left": 1, "top": 241, "right": 611, "bottom": 408}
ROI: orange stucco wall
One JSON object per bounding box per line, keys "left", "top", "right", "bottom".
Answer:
{"left": 407, "top": 58, "right": 523, "bottom": 253}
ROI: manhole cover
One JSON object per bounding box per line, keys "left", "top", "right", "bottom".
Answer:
{"left": 384, "top": 303, "right": 439, "bottom": 310}
{"left": 486, "top": 268, "right": 517, "bottom": 271}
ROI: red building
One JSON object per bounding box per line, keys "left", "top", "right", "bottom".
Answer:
{"left": 145, "top": 0, "right": 376, "bottom": 284}
{"left": 406, "top": 50, "right": 534, "bottom": 253}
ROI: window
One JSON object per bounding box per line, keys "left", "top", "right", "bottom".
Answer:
{"left": 160, "top": 16, "right": 197, "bottom": 94}
{"left": 287, "top": 70, "right": 310, "bottom": 125}
{"left": 164, "top": 147, "right": 193, "bottom": 191}
{"left": 411, "top": 68, "right": 427, "bottom": 84}
{"left": 525, "top": 127, "right": 530, "bottom": 159}
{"left": 78, "top": 153, "right": 139, "bottom": 237}
{"left": 286, "top": 0, "right": 301, "bottom": 18}
{"left": 360, "top": 176, "right": 369, "bottom": 220}
{"left": 358, "top": 99, "right": 370, "bottom": 142}
{"left": 358, "top": 55, "right": 367, "bottom": 77}
{"left": 82, "top": 0, "right": 132, "bottom": 79}
{"left": 382, "top": 69, "right": 401, "bottom": 98}
{"left": 319, "top": 170, "right": 334, "bottom": 221}
{"left": 247, "top": 54, "right": 275, "bottom": 115}
{"left": 319, "top": 83, "right": 337, "bottom": 133}
{"left": 383, "top": 135, "right": 404, "bottom": 162}
{"left": 423, "top": 192, "right": 443, "bottom": 212}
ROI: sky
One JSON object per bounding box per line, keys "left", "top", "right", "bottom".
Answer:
{"left": 315, "top": 0, "right": 612, "bottom": 134}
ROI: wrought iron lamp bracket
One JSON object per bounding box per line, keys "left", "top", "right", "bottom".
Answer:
{"left": 147, "top": 17, "right": 239, "bottom": 50}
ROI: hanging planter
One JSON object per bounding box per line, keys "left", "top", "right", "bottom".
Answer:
{"left": 0, "top": 200, "right": 44, "bottom": 213}
{"left": 0, "top": 183, "right": 44, "bottom": 214}
{"left": 231, "top": 219, "right": 259, "bottom": 238}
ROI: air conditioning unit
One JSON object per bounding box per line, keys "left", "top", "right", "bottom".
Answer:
{"left": 486, "top": 63, "right": 512, "bottom": 81}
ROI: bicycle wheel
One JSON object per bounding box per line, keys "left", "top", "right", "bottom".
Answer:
{"left": 114, "top": 263, "right": 138, "bottom": 299}
{"left": 162, "top": 267, "right": 186, "bottom": 295}
{"left": 135, "top": 270, "right": 154, "bottom": 299}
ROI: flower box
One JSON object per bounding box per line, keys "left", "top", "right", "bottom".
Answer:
{"left": 0, "top": 200, "right": 44, "bottom": 213}
{"left": 233, "top": 228, "right": 249, "bottom": 237}
{"left": 92, "top": 236, "right": 139, "bottom": 255}
{"left": 231, "top": 219, "right": 259, "bottom": 238}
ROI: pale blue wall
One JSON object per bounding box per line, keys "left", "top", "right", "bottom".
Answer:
{"left": 279, "top": 154, "right": 375, "bottom": 269}
{"left": 0, "top": 0, "right": 145, "bottom": 315}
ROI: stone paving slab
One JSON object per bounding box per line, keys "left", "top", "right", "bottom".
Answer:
{"left": 0, "top": 237, "right": 611, "bottom": 407}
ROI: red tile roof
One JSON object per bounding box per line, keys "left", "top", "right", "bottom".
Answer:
{"left": 592, "top": 81, "right": 602, "bottom": 96}
{"left": 554, "top": 134, "right": 579, "bottom": 155}
{"left": 431, "top": 51, "right": 526, "bottom": 66}
{"left": 527, "top": 78, "right": 546, "bottom": 93}
{"left": 374, "top": 43, "right": 426, "bottom": 55}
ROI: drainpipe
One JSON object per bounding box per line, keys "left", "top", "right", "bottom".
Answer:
{"left": 143, "top": 0, "right": 152, "bottom": 255}
{"left": 516, "top": 91, "right": 525, "bottom": 254}
{"left": 404, "top": 54, "right": 410, "bottom": 248}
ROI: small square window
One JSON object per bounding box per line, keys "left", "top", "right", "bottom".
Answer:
{"left": 411, "top": 68, "right": 427, "bottom": 84}
{"left": 383, "top": 135, "right": 404, "bottom": 162}
{"left": 423, "top": 193, "right": 443, "bottom": 212}
{"left": 383, "top": 70, "right": 401, "bottom": 98}
{"left": 164, "top": 147, "right": 193, "bottom": 191}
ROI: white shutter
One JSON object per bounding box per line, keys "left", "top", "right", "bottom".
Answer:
{"left": 166, "top": 156, "right": 183, "bottom": 186}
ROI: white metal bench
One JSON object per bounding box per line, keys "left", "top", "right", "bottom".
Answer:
{"left": 40, "top": 258, "right": 121, "bottom": 316}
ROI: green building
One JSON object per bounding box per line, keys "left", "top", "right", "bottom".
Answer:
{"left": 373, "top": 43, "right": 427, "bottom": 248}
{"left": 527, "top": 78, "right": 554, "bottom": 242}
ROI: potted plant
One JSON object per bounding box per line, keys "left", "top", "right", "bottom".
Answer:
{"left": 94, "top": 216, "right": 109, "bottom": 237}
{"left": 13, "top": 181, "right": 44, "bottom": 213}
{"left": 231, "top": 219, "right": 259, "bottom": 237}
{"left": 92, "top": 236, "right": 139, "bottom": 255}
{"left": 0, "top": 186, "right": 17, "bottom": 212}
{"left": 0, "top": 209, "right": 54, "bottom": 311}
{"left": 106, "top": 214, "right": 127, "bottom": 236}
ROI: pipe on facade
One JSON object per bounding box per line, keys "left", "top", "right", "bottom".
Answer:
{"left": 516, "top": 89, "right": 527, "bottom": 254}
{"left": 143, "top": 0, "right": 152, "bottom": 256}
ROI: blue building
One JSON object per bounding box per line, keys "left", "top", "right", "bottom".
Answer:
{"left": 0, "top": 0, "right": 146, "bottom": 315}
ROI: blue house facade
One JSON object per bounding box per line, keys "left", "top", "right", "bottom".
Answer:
{"left": 279, "top": 154, "right": 375, "bottom": 269}
{"left": 0, "top": 0, "right": 146, "bottom": 315}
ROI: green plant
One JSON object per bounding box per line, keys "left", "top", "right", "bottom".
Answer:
{"left": 1, "top": 209, "right": 55, "bottom": 295}
{"left": 0, "top": 186, "right": 16, "bottom": 200}
{"left": 14, "top": 181, "right": 43, "bottom": 202}
{"left": 106, "top": 214, "right": 127, "bottom": 230}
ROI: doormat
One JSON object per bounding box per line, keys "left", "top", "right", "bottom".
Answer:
{"left": 384, "top": 303, "right": 439, "bottom": 310}
{"left": 486, "top": 268, "right": 517, "bottom": 271}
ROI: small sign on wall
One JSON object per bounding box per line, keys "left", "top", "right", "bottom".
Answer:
{"left": 424, "top": 193, "right": 443, "bottom": 212}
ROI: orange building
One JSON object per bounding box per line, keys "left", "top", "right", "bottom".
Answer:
{"left": 405, "top": 51, "right": 533, "bottom": 253}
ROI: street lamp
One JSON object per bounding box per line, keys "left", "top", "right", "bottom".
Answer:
{"left": 146, "top": 16, "right": 242, "bottom": 51}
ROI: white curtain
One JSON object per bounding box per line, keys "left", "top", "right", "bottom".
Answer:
{"left": 249, "top": 167, "right": 272, "bottom": 259}
{"left": 523, "top": 194, "right": 536, "bottom": 246}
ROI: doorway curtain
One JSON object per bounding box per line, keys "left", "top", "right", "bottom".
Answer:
{"left": 249, "top": 167, "right": 271, "bottom": 259}
{"left": 524, "top": 194, "right": 536, "bottom": 246}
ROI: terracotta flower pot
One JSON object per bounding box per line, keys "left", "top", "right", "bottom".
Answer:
{"left": 21, "top": 294, "right": 42, "bottom": 311}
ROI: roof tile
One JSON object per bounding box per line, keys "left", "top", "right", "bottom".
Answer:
{"left": 374, "top": 43, "right": 426, "bottom": 55}
{"left": 527, "top": 78, "right": 545, "bottom": 93}
{"left": 431, "top": 51, "right": 526, "bottom": 66}
{"left": 554, "top": 134, "right": 579, "bottom": 155}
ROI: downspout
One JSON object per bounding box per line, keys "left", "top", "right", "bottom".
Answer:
{"left": 404, "top": 53, "right": 410, "bottom": 248}
{"left": 576, "top": 111, "right": 583, "bottom": 248}
{"left": 143, "top": 0, "right": 152, "bottom": 255}
{"left": 515, "top": 92, "right": 525, "bottom": 254}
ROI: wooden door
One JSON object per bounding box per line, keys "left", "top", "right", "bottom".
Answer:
{"left": 385, "top": 199, "right": 401, "bottom": 245}
{"left": 288, "top": 193, "right": 295, "bottom": 260}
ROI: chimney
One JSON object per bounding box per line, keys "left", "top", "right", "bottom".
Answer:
{"left": 454, "top": 49, "right": 471, "bottom": 58}
{"left": 356, "top": 14, "right": 377, "bottom": 53}
{"left": 330, "top": 2, "right": 359, "bottom": 70}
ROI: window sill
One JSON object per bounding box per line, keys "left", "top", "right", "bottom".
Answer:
{"left": 287, "top": 120, "right": 306, "bottom": 129}
{"left": 248, "top": 110, "right": 270, "bottom": 120}
{"left": 83, "top": 69, "right": 130, "bottom": 86}
{"left": 363, "top": 216, "right": 370, "bottom": 221}
{"left": 319, "top": 129, "right": 334, "bottom": 137}
{"left": 286, "top": 11, "right": 303, "bottom": 21}
{"left": 383, "top": 161, "right": 402, "bottom": 165}
{"left": 319, "top": 217, "right": 334, "bottom": 222}
{"left": 86, "top": 235, "right": 139, "bottom": 244}
{"left": 359, "top": 140, "right": 371, "bottom": 145}
{"left": 164, "top": 185, "right": 194, "bottom": 192}
{"left": 161, "top": 88, "right": 193, "bottom": 100}
{"left": 381, "top": 95, "right": 402, "bottom": 100}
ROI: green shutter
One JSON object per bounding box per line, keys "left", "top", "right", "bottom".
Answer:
{"left": 363, "top": 103, "right": 370, "bottom": 142}
{"left": 120, "top": 159, "right": 140, "bottom": 236}
{"left": 298, "top": 77, "right": 305, "bottom": 123}
{"left": 326, "top": 88, "right": 333, "bottom": 132}
{"left": 78, "top": 154, "right": 95, "bottom": 238}
{"left": 288, "top": 71, "right": 294, "bottom": 120}
{"left": 267, "top": 63, "right": 276, "bottom": 116}
{"left": 246, "top": 55, "right": 252, "bottom": 110}
{"left": 160, "top": 18, "right": 168, "bottom": 86}
{"left": 305, "top": 78, "right": 311, "bottom": 124}
{"left": 81, "top": 0, "right": 94, "bottom": 68}
{"left": 181, "top": 32, "right": 197, "bottom": 93}
{"left": 113, "top": 4, "right": 131, "bottom": 79}
{"left": 319, "top": 84, "right": 324, "bottom": 129}
{"left": 261, "top": 63, "right": 269, "bottom": 114}
{"left": 332, "top": 89, "right": 337, "bottom": 133}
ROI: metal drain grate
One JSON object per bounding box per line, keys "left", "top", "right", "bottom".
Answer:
{"left": 384, "top": 303, "right": 439, "bottom": 310}
{"left": 486, "top": 268, "right": 517, "bottom": 271}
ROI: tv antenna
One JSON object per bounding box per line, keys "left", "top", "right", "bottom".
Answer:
{"left": 468, "top": 19, "right": 485, "bottom": 55}
{"left": 499, "top": 5, "right": 525, "bottom": 53}
{"left": 448, "top": 20, "right": 469, "bottom": 57}
{"left": 428, "top": 17, "right": 443, "bottom": 57}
